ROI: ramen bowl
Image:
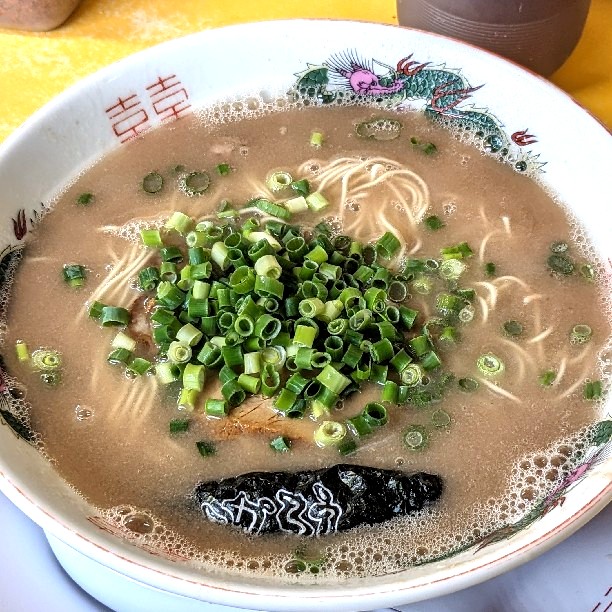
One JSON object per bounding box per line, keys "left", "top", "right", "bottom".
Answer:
{"left": 0, "top": 20, "right": 610, "bottom": 612}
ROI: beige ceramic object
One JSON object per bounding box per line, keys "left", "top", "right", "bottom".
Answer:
{"left": 0, "top": 0, "right": 81, "bottom": 31}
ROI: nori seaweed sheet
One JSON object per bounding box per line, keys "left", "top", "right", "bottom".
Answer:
{"left": 195, "top": 464, "right": 443, "bottom": 536}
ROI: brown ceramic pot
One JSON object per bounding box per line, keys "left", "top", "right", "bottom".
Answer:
{"left": 396, "top": 0, "right": 592, "bottom": 75}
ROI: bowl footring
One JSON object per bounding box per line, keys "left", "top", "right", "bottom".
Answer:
{"left": 45, "top": 532, "right": 252, "bottom": 612}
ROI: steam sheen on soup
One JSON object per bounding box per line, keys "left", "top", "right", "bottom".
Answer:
{"left": 1, "top": 100, "right": 608, "bottom": 580}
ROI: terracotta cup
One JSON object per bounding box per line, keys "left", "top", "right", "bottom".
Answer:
{"left": 396, "top": 0, "right": 592, "bottom": 75}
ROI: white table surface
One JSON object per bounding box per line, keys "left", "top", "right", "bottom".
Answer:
{"left": 0, "top": 490, "right": 610, "bottom": 612}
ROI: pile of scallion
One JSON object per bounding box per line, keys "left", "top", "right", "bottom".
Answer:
{"left": 87, "top": 169, "right": 480, "bottom": 453}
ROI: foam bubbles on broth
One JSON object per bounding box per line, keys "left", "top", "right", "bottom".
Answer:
{"left": 86, "top": 423, "right": 597, "bottom": 582}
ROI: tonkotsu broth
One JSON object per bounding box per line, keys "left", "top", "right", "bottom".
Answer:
{"left": 2, "top": 102, "right": 608, "bottom": 580}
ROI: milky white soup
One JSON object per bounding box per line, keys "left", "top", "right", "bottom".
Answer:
{"left": 2, "top": 101, "right": 608, "bottom": 581}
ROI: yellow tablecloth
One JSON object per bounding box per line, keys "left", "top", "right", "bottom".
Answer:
{"left": 0, "top": 0, "right": 610, "bottom": 144}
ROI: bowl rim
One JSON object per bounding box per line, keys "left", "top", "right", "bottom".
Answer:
{"left": 0, "top": 18, "right": 610, "bottom": 610}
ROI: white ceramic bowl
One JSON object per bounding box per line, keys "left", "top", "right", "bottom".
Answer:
{"left": 0, "top": 20, "right": 610, "bottom": 612}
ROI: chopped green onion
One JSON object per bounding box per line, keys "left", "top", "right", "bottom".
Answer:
{"left": 410, "top": 136, "right": 437, "bottom": 155}
{"left": 580, "top": 263, "right": 596, "bottom": 282}
{"left": 342, "top": 344, "right": 363, "bottom": 369}
{"left": 362, "top": 402, "right": 388, "bottom": 427}
{"left": 266, "top": 171, "right": 293, "bottom": 192}
{"left": 550, "top": 241, "right": 569, "bottom": 253}
{"left": 403, "top": 424, "right": 429, "bottom": 450}
{"left": 254, "top": 275, "right": 284, "bottom": 299}
{"left": 151, "top": 307, "right": 177, "bottom": 325}
{"left": 142, "top": 172, "right": 163, "bottom": 194}
{"left": 40, "top": 371, "right": 61, "bottom": 386}
{"left": 76, "top": 192, "right": 94, "bottom": 206}
{"left": 176, "top": 323, "right": 203, "bottom": 346}
{"left": 216, "top": 163, "right": 231, "bottom": 176}
{"left": 503, "top": 320, "right": 523, "bottom": 337}
{"left": 261, "top": 363, "right": 281, "bottom": 396}
{"left": 101, "top": 306, "right": 130, "bottom": 327}
{"left": 221, "top": 379, "right": 246, "bottom": 407}
{"left": 197, "top": 342, "right": 222, "bottom": 367}
{"left": 420, "top": 350, "right": 441, "bottom": 371}
{"left": 221, "top": 345, "right": 243, "bottom": 368}
{"left": 425, "top": 215, "right": 444, "bottom": 231}
{"left": 165, "top": 211, "right": 194, "bottom": 235}
{"left": 128, "top": 357, "right": 152, "bottom": 376}
{"left": 111, "top": 331, "right": 136, "bottom": 352}
{"left": 261, "top": 346, "right": 286, "bottom": 370}
{"left": 441, "top": 242, "right": 473, "bottom": 260}
{"left": 31, "top": 349, "right": 61, "bottom": 370}
{"left": 183, "top": 363, "right": 206, "bottom": 391}
{"left": 570, "top": 324, "right": 592, "bottom": 344}
{"left": 458, "top": 305, "right": 475, "bottom": 323}
{"left": 179, "top": 171, "right": 210, "bottom": 197}
{"left": 299, "top": 297, "right": 325, "bottom": 319}
{"left": 314, "top": 421, "right": 346, "bottom": 448}
{"left": 431, "top": 409, "right": 451, "bottom": 428}
{"left": 62, "top": 264, "right": 86, "bottom": 288}
{"left": 274, "top": 388, "right": 298, "bottom": 414}
{"left": 169, "top": 418, "right": 190, "bottom": 434}
{"left": 547, "top": 253, "right": 574, "bottom": 275}
{"left": 316, "top": 365, "right": 351, "bottom": 394}
{"left": 584, "top": 380, "right": 603, "bottom": 400}
{"left": 159, "top": 262, "right": 178, "bottom": 283}
{"left": 376, "top": 231, "right": 401, "bottom": 259}
{"left": 244, "top": 231, "right": 282, "bottom": 251}
{"left": 15, "top": 341, "right": 29, "bottom": 362}
{"left": 439, "top": 326, "right": 459, "bottom": 345}
{"left": 156, "top": 361, "right": 181, "bottom": 384}
{"left": 168, "top": 341, "right": 192, "bottom": 364}
{"left": 436, "top": 293, "right": 465, "bottom": 316}
{"left": 140, "top": 228, "right": 163, "bottom": 248}
{"left": 305, "top": 192, "right": 329, "bottom": 212}
{"left": 254, "top": 254, "right": 282, "bottom": 279}
{"left": 338, "top": 437, "right": 358, "bottom": 456}
{"left": 439, "top": 259, "right": 466, "bottom": 281}
{"left": 160, "top": 246, "right": 183, "bottom": 263}
{"left": 156, "top": 281, "right": 185, "bottom": 310}
{"left": 178, "top": 387, "right": 198, "bottom": 412}
{"left": 370, "top": 338, "right": 394, "bottom": 363}
{"left": 290, "top": 179, "right": 310, "bottom": 196}
{"left": 254, "top": 198, "right": 291, "bottom": 220}
{"left": 196, "top": 440, "right": 217, "bottom": 456}
{"left": 398, "top": 306, "right": 419, "bottom": 330}
{"left": 138, "top": 266, "right": 160, "bottom": 291}
{"left": 539, "top": 370, "right": 556, "bottom": 387}
{"left": 390, "top": 349, "right": 412, "bottom": 373}
{"left": 400, "top": 364, "right": 423, "bottom": 387}
{"left": 205, "top": 398, "right": 228, "bottom": 418}
{"left": 409, "top": 334, "right": 431, "bottom": 357}
{"left": 88, "top": 300, "right": 106, "bottom": 320}
{"left": 476, "top": 353, "right": 505, "bottom": 376}
{"left": 243, "top": 351, "right": 261, "bottom": 375}
{"left": 347, "top": 414, "right": 373, "bottom": 437}
{"left": 270, "top": 436, "right": 291, "bottom": 452}
{"left": 382, "top": 380, "right": 399, "bottom": 403}
{"left": 484, "top": 262, "right": 496, "bottom": 277}
{"left": 310, "top": 131, "right": 324, "bottom": 147}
